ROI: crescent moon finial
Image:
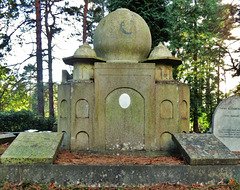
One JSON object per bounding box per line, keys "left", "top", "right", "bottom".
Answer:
{"left": 120, "top": 21, "right": 133, "bottom": 35}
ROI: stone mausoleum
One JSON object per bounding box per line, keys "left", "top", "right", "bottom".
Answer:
{"left": 58, "top": 8, "right": 190, "bottom": 152}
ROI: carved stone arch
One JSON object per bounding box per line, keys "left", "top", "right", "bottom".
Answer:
{"left": 180, "top": 100, "right": 188, "bottom": 119}
{"left": 156, "top": 66, "right": 162, "bottom": 80}
{"left": 61, "top": 131, "right": 68, "bottom": 149}
{"left": 75, "top": 131, "right": 89, "bottom": 150}
{"left": 105, "top": 88, "right": 145, "bottom": 150}
{"left": 160, "top": 100, "right": 173, "bottom": 119}
{"left": 167, "top": 67, "right": 171, "bottom": 79}
{"left": 82, "top": 66, "right": 88, "bottom": 79}
{"left": 75, "top": 99, "right": 89, "bottom": 118}
{"left": 160, "top": 131, "right": 175, "bottom": 151}
{"left": 60, "top": 100, "right": 68, "bottom": 118}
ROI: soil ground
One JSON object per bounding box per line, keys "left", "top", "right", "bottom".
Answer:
{"left": 54, "top": 149, "right": 185, "bottom": 165}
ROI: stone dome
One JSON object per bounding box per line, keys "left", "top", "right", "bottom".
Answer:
{"left": 73, "top": 43, "right": 97, "bottom": 57}
{"left": 93, "top": 8, "right": 152, "bottom": 63}
{"left": 149, "top": 42, "right": 172, "bottom": 58}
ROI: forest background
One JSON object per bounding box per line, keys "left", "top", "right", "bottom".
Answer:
{"left": 0, "top": 0, "right": 239, "bottom": 133}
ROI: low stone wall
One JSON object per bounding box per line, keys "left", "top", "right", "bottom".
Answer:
{"left": 1, "top": 164, "right": 240, "bottom": 186}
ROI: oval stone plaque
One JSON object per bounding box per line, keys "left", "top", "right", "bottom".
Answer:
{"left": 119, "top": 93, "right": 131, "bottom": 109}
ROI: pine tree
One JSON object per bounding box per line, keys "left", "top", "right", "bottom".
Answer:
{"left": 168, "top": 0, "right": 235, "bottom": 132}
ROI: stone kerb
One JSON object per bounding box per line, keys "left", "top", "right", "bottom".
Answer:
{"left": 0, "top": 133, "right": 16, "bottom": 144}
{"left": 213, "top": 95, "right": 240, "bottom": 151}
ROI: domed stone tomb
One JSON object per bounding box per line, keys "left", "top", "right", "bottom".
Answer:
{"left": 58, "top": 8, "right": 190, "bottom": 152}
{"left": 93, "top": 8, "right": 152, "bottom": 63}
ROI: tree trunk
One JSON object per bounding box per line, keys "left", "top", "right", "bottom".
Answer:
{"left": 48, "top": 37, "right": 54, "bottom": 117}
{"left": 35, "top": 0, "right": 44, "bottom": 116}
{"left": 83, "top": 0, "right": 88, "bottom": 43}
{"left": 193, "top": 51, "right": 199, "bottom": 133}
{"left": 45, "top": 0, "right": 54, "bottom": 117}
{"left": 217, "top": 47, "right": 220, "bottom": 104}
{"left": 193, "top": 112, "right": 200, "bottom": 133}
{"left": 193, "top": 64, "right": 200, "bottom": 133}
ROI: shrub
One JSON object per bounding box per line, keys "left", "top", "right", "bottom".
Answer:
{"left": 0, "top": 110, "right": 55, "bottom": 132}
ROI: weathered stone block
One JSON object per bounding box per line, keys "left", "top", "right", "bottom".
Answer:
{"left": 1, "top": 132, "right": 63, "bottom": 164}
{"left": 58, "top": 8, "right": 190, "bottom": 153}
{"left": 58, "top": 83, "right": 71, "bottom": 149}
{"left": 173, "top": 133, "right": 238, "bottom": 165}
{"left": 94, "top": 62, "right": 155, "bottom": 151}
{"left": 70, "top": 82, "right": 94, "bottom": 151}
{"left": 155, "top": 82, "right": 190, "bottom": 151}
{"left": 213, "top": 95, "right": 240, "bottom": 151}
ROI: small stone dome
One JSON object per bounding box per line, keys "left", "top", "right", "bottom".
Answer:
{"left": 93, "top": 8, "right": 152, "bottom": 63}
{"left": 73, "top": 43, "right": 97, "bottom": 57}
{"left": 149, "top": 42, "right": 172, "bottom": 58}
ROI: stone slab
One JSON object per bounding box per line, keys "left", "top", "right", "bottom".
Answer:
{"left": 0, "top": 133, "right": 16, "bottom": 144}
{"left": 172, "top": 133, "right": 238, "bottom": 165}
{"left": 1, "top": 132, "right": 63, "bottom": 164}
{"left": 213, "top": 95, "right": 240, "bottom": 151}
{"left": 1, "top": 164, "right": 240, "bottom": 186}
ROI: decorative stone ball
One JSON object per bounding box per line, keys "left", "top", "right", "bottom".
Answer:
{"left": 149, "top": 42, "right": 172, "bottom": 58}
{"left": 93, "top": 8, "right": 152, "bottom": 63}
{"left": 73, "top": 42, "right": 97, "bottom": 58}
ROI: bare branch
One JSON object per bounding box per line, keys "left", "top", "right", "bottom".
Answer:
{"left": 8, "top": 19, "right": 35, "bottom": 39}
{"left": 6, "top": 54, "right": 36, "bottom": 67}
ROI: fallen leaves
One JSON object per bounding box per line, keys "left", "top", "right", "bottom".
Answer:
{"left": 0, "top": 143, "right": 9, "bottom": 155}
{"left": 2, "top": 181, "right": 238, "bottom": 190}
{"left": 54, "top": 149, "right": 185, "bottom": 165}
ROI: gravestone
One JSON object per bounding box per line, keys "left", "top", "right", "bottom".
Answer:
{"left": 1, "top": 132, "right": 63, "bottom": 164}
{"left": 213, "top": 95, "right": 240, "bottom": 151}
{"left": 58, "top": 8, "right": 190, "bottom": 152}
{"left": 0, "top": 133, "right": 16, "bottom": 144}
{"left": 172, "top": 133, "right": 239, "bottom": 165}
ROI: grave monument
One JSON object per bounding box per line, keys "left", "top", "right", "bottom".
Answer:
{"left": 58, "top": 8, "right": 190, "bottom": 152}
{"left": 1, "top": 132, "right": 63, "bottom": 164}
{"left": 213, "top": 95, "right": 240, "bottom": 151}
{"left": 172, "top": 133, "right": 238, "bottom": 165}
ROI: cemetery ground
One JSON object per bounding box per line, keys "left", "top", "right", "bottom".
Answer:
{"left": 1, "top": 143, "right": 240, "bottom": 189}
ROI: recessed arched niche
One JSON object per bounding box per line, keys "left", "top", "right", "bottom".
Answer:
{"left": 156, "top": 67, "right": 162, "bottom": 81}
{"left": 105, "top": 88, "right": 145, "bottom": 150}
{"left": 180, "top": 100, "right": 188, "bottom": 119}
{"left": 160, "top": 132, "right": 175, "bottom": 151}
{"left": 167, "top": 67, "right": 171, "bottom": 79}
{"left": 61, "top": 131, "right": 68, "bottom": 149}
{"left": 75, "top": 131, "right": 89, "bottom": 150}
{"left": 60, "top": 100, "right": 68, "bottom": 118}
{"left": 76, "top": 99, "right": 89, "bottom": 118}
{"left": 82, "top": 66, "right": 87, "bottom": 79}
{"left": 160, "top": 100, "right": 173, "bottom": 119}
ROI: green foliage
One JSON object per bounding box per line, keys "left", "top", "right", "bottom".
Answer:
{"left": 198, "top": 113, "right": 210, "bottom": 132}
{"left": 227, "top": 3, "right": 240, "bottom": 77}
{"left": 0, "top": 109, "right": 55, "bottom": 132}
{"left": 106, "top": 0, "right": 171, "bottom": 47}
{"left": 0, "top": 65, "right": 31, "bottom": 112}
{"left": 0, "top": 0, "right": 34, "bottom": 58}
{"left": 30, "top": 83, "right": 58, "bottom": 117}
{"left": 167, "top": 0, "right": 233, "bottom": 132}
{"left": 87, "top": 0, "right": 106, "bottom": 42}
